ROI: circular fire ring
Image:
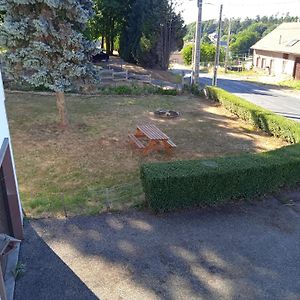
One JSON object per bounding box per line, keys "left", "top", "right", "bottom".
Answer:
{"left": 154, "top": 109, "right": 180, "bottom": 119}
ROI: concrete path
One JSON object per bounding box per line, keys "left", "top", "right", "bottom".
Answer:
{"left": 198, "top": 74, "right": 300, "bottom": 122}
{"left": 15, "top": 190, "right": 300, "bottom": 300}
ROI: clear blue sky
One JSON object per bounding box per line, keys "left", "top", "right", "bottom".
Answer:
{"left": 179, "top": 0, "right": 300, "bottom": 24}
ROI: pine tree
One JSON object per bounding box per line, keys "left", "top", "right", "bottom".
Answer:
{"left": 0, "top": 0, "right": 98, "bottom": 127}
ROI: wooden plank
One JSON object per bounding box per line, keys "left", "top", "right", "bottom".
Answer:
{"left": 167, "top": 139, "right": 177, "bottom": 148}
{"left": 128, "top": 134, "right": 145, "bottom": 149}
{"left": 138, "top": 124, "right": 169, "bottom": 140}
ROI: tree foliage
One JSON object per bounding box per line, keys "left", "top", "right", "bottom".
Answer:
{"left": 86, "top": 0, "right": 133, "bottom": 54}
{"left": 119, "top": 0, "right": 185, "bottom": 70}
{"left": 87, "top": 0, "right": 185, "bottom": 70}
{"left": 184, "top": 14, "right": 299, "bottom": 58}
{"left": 230, "top": 31, "right": 259, "bottom": 56}
{"left": 182, "top": 43, "right": 225, "bottom": 65}
{"left": 0, "top": 0, "right": 98, "bottom": 92}
{"left": 0, "top": 0, "right": 98, "bottom": 126}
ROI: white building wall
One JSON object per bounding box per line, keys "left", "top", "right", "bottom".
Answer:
{"left": 253, "top": 49, "right": 296, "bottom": 78}
{"left": 0, "top": 72, "right": 9, "bottom": 142}
{"left": 0, "top": 72, "right": 23, "bottom": 219}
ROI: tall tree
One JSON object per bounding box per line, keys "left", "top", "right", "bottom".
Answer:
{"left": 119, "top": 0, "right": 185, "bottom": 70}
{"left": 0, "top": 0, "right": 98, "bottom": 127}
{"left": 87, "top": 0, "right": 133, "bottom": 54}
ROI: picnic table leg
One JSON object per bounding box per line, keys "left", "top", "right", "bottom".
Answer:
{"left": 143, "top": 140, "right": 159, "bottom": 155}
{"left": 162, "top": 140, "right": 172, "bottom": 155}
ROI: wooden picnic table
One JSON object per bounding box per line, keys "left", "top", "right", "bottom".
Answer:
{"left": 128, "top": 124, "right": 176, "bottom": 155}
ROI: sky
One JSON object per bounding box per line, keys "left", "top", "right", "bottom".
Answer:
{"left": 179, "top": 0, "right": 300, "bottom": 24}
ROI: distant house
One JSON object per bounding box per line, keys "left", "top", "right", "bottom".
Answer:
{"left": 251, "top": 22, "right": 300, "bottom": 79}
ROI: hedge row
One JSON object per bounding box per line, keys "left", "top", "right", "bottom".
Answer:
{"left": 140, "top": 86, "right": 300, "bottom": 212}
{"left": 206, "top": 87, "right": 300, "bottom": 144}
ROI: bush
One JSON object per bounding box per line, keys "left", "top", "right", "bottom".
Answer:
{"left": 182, "top": 44, "right": 193, "bottom": 65}
{"left": 140, "top": 86, "right": 300, "bottom": 212}
{"left": 99, "top": 85, "right": 178, "bottom": 96}
{"left": 141, "top": 145, "right": 300, "bottom": 212}
{"left": 206, "top": 87, "right": 300, "bottom": 144}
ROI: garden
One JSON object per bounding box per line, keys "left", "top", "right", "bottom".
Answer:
{"left": 6, "top": 89, "right": 287, "bottom": 217}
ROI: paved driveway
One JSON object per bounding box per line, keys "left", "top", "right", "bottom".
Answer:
{"left": 15, "top": 190, "right": 300, "bottom": 300}
{"left": 198, "top": 74, "right": 300, "bottom": 122}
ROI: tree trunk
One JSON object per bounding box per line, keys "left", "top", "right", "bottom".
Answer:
{"left": 110, "top": 19, "right": 115, "bottom": 55}
{"left": 111, "top": 38, "right": 114, "bottom": 55}
{"left": 101, "top": 35, "right": 104, "bottom": 49}
{"left": 105, "top": 35, "right": 111, "bottom": 55}
{"left": 56, "top": 91, "right": 69, "bottom": 128}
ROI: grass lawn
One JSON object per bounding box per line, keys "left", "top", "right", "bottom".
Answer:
{"left": 278, "top": 79, "right": 300, "bottom": 90}
{"left": 6, "top": 91, "right": 287, "bottom": 217}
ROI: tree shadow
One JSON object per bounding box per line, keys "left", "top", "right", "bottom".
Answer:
{"left": 14, "top": 220, "right": 98, "bottom": 300}
{"left": 29, "top": 200, "right": 300, "bottom": 299}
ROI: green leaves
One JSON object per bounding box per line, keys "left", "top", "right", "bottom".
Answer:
{"left": 0, "top": 0, "right": 99, "bottom": 92}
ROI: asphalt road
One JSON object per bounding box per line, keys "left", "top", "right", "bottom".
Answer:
{"left": 16, "top": 191, "right": 300, "bottom": 300}
{"left": 198, "top": 74, "right": 300, "bottom": 122}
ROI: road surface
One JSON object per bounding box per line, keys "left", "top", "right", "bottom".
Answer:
{"left": 198, "top": 74, "right": 300, "bottom": 122}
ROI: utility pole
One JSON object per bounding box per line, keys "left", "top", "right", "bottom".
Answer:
{"left": 212, "top": 4, "right": 223, "bottom": 86}
{"left": 192, "top": 0, "right": 203, "bottom": 85}
{"left": 224, "top": 18, "right": 231, "bottom": 73}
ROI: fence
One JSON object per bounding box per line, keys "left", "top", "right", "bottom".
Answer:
{"left": 99, "top": 69, "right": 152, "bottom": 84}
{"left": 25, "top": 181, "right": 145, "bottom": 219}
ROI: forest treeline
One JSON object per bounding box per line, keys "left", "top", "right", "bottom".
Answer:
{"left": 85, "top": 0, "right": 186, "bottom": 70}
{"left": 184, "top": 14, "right": 299, "bottom": 58}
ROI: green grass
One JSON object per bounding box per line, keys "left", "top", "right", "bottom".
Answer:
{"left": 278, "top": 80, "right": 300, "bottom": 90}
{"left": 6, "top": 91, "right": 285, "bottom": 217}
{"left": 141, "top": 86, "right": 300, "bottom": 212}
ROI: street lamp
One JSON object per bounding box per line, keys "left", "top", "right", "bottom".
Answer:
{"left": 192, "top": 0, "right": 203, "bottom": 85}
{"left": 190, "top": 0, "right": 218, "bottom": 85}
{"left": 212, "top": 4, "right": 223, "bottom": 86}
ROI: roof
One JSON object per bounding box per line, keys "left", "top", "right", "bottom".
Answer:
{"left": 251, "top": 22, "right": 300, "bottom": 55}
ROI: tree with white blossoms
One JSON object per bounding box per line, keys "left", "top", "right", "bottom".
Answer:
{"left": 0, "top": 0, "right": 98, "bottom": 127}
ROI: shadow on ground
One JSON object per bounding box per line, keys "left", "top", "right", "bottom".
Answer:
{"left": 14, "top": 221, "right": 98, "bottom": 300}
{"left": 16, "top": 192, "right": 300, "bottom": 300}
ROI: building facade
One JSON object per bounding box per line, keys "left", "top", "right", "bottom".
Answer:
{"left": 251, "top": 23, "right": 300, "bottom": 80}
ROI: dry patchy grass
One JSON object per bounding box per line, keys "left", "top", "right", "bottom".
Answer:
{"left": 6, "top": 92, "right": 287, "bottom": 217}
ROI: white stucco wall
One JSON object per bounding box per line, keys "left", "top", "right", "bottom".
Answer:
{"left": 0, "top": 72, "right": 9, "bottom": 142}
{"left": 0, "top": 71, "right": 23, "bottom": 218}
{"left": 253, "top": 49, "right": 296, "bottom": 78}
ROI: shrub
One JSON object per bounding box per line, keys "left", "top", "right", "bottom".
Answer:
{"left": 140, "top": 86, "right": 300, "bottom": 212}
{"left": 141, "top": 144, "right": 300, "bottom": 212}
{"left": 98, "top": 85, "right": 178, "bottom": 96}
{"left": 206, "top": 87, "right": 300, "bottom": 144}
{"left": 157, "top": 88, "right": 178, "bottom": 96}
{"left": 182, "top": 44, "right": 193, "bottom": 65}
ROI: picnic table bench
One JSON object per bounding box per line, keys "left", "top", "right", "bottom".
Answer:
{"left": 128, "top": 124, "right": 176, "bottom": 155}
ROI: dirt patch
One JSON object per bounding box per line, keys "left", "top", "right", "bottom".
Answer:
{"left": 6, "top": 92, "right": 287, "bottom": 216}
{"left": 106, "top": 56, "right": 182, "bottom": 84}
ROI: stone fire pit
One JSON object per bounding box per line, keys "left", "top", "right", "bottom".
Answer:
{"left": 154, "top": 109, "right": 180, "bottom": 119}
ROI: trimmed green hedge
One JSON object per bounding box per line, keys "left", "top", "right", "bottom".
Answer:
{"left": 140, "top": 86, "right": 300, "bottom": 212}
{"left": 206, "top": 87, "right": 300, "bottom": 144}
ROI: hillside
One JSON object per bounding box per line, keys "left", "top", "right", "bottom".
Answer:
{"left": 184, "top": 14, "right": 299, "bottom": 59}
